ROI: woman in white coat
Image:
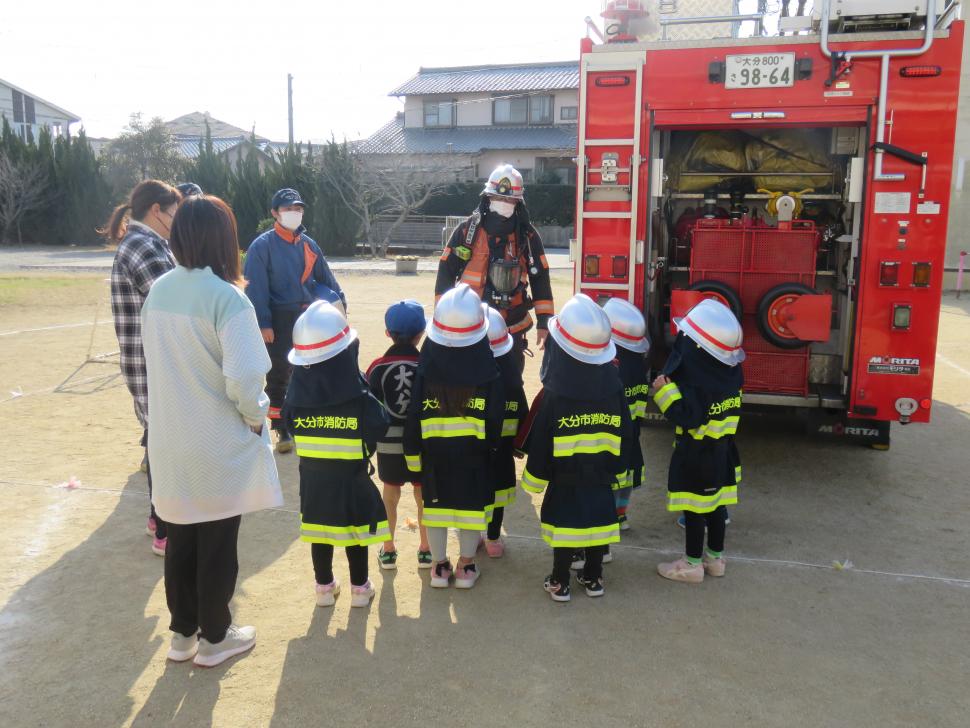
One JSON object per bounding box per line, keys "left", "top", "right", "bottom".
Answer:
{"left": 142, "top": 195, "right": 282, "bottom": 668}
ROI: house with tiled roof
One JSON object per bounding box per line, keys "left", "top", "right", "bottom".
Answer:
{"left": 0, "top": 77, "right": 80, "bottom": 141}
{"left": 360, "top": 61, "right": 579, "bottom": 183}
{"left": 161, "top": 112, "right": 290, "bottom": 170}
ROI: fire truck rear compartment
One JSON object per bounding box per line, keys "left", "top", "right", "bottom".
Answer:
{"left": 653, "top": 126, "right": 861, "bottom": 401}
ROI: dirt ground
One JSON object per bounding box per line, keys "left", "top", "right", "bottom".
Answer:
{"left": 0, "top": 270, "right": 968, "bottom": 728}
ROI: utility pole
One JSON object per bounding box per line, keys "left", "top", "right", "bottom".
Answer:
{"left": 287, "top": 73, "right": 294, "bottom": 146}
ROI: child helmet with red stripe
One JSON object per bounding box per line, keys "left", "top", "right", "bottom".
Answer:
{"left": 549, "top": 294, "right": 616, "bottom": 365}
{"left": 482, "top": 164, "right": 525, "bottom": 200}
{"left": 427, "top": 283, "right": 489, "bottom": 347}
{"left": 484, "top": 304, "right": 514, "bottom": 357}
{"left": 288, "top": 300, "right": 358, "bottom": 366}
{"left": 602, "top": 297, "right": 650, "bottom": 354}
{"left": 674, "top": 298, "right": 745, "bottom": 367}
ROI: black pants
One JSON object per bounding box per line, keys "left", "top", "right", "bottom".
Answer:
{"left": 165, "top": 515, "right": 241, "bottom": 643}
{"left": 266, "top": 308, "right": 300, "bottom": 431}
{"left": 312, "top": 543, "right": 368, "bottom": 587}
{"left": 487, "top": 507, "right": 505, "bottom": 540}
{"left": 552, "top": 545, "right": 606, "bottom": 585}
{"left": 684, "top": 506, "right": 728, "bottom": 560}
{"left": 142, "top": 429, "right": 167, "bottom": 540}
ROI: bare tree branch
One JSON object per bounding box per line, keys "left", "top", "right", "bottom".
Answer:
{"left": 0, "top": 152, "right": 50, "bottom": 244}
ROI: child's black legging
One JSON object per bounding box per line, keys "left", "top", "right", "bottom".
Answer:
{"left": 684, "top": 506, "right": 728, "bottom": 560}
{"left": 487, "top": 507, "right": 505, "bottom": 540}
{"left": 311, "top": 543, "right": 368, "bottom": 586}
{"left": 552, "top": 545, "right": 606, "bottom": 585}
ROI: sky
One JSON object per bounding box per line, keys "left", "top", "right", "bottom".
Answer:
{"left": 1, "top": 0, "right": 610, "bottom": 143}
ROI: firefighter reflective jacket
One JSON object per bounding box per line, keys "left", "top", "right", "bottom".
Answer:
{"left": 435, "top": 213, "right": 555, "bottom": 335}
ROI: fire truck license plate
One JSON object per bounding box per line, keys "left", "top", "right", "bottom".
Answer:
{"left": 725, "top": 53, "right": 795, "bottom": 89}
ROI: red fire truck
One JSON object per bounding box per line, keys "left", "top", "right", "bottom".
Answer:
{"left": 574, "top": 1, "right": 964, "bottom": 447}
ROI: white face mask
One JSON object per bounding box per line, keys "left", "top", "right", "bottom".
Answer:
{"left": 278, "top": 210, "right": 304, "bottom": 231}
{"left": 490, "top": 199, "right": 516, "bottom": 218}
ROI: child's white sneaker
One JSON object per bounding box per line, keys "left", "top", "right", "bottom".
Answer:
{"left": 703, "top": 554, "right": 726, "bottom": 577}
{"left": 193, "top": 625, "right": 256, "bottom": 668}
{"left": 454, "top": 562, "right": 480, "bottom": 589}
{"left": 350, "top": 580, "right": 375, "bottom": 607}
{"left": 657, "top": 558, "right": 704, "bottom": 583}
{"left": 315, "top": 580, "right": 340, "bottom": 607}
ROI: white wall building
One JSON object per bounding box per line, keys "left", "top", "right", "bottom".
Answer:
{"left": 0, "top": 78, "right": 80, "bottom": 141}
{"left": 360, "top": 61, "right": 579, "bottom": 183}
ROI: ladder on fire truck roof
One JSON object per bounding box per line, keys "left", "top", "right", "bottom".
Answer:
{"left": 574, "top": 49, "right": 646, "bottom": 305}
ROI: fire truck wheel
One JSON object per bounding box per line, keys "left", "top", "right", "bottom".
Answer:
{"left": 757, "top": 282, "right": 818, "bottom": 349}
{"left": 687, "top": 280, "right": 743, "bottom": 319}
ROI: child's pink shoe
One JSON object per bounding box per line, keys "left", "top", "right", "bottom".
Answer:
{"left": 484, "top": 538, "right": 505, "bottom": 558}
{"left": 315, "top": 580, "right": 340, "bottom": 607}
{"left": 657, "top": 558, "right": 704, "bottom": 583}
{"left": 430, "top": 560, "right": 453, "bottom": 588}
{"left": 151, "top": 537, "right": 167, "bottom": 557}
{"left": 146, "top": 517, "right": 157, "bottom": 536}
{"left": 703, "top": 554, "right": 726, "bottom": 577}
{"left": 350, "top": 580, "right": 375, "bottom": 608}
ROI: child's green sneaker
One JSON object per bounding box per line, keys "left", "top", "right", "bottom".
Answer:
{"left": 378, "top": 547, "right": 398, "bottom": 570}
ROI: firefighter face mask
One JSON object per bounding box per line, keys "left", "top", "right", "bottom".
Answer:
{"left": 488, "top": 259, "right": 521, "bottom": 295}
{"left": 489, "top": 199, "right": 516, "bottom": 218}
{"left": 278, "top": 209, "right": 304, "bottom": 231}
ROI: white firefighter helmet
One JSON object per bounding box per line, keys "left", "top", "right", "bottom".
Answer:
{"left": 288, "top": 300, "right": 358, "bottom": 366}
{"left": 674, "top": 298, "right": 745, "bottom": 367}
{"left": 602, "top": 297, "right": 650, "bottom": 354}
{"left": 549, "top": 293, "right": 616, "bottom": 365}
{"left": 482, "top": 164, "right": 525, "bottom": 200}
{"left": 484, "top": 304, "right": 514, "bottom": 357}
{"left": 427, "top": 283, "right": 489, "bottom": 347}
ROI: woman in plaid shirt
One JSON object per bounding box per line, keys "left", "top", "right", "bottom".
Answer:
{"left": 107, "top": 179, "right": 182, "bottom": 556}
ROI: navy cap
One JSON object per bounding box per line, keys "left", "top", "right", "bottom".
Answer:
{"left": 385, "top": 299, "right": 426, "bottom": 337}
{"left": 272, "top": 188, "right": 305, "bottom": 209}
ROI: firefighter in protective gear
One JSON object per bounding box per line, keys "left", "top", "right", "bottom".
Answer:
{"left": 652, "top": 298, "right": 744, "bottom": 584}
{"left": 435, "top": 164, "right": 555, "bottom": 373}
{"left": 281, "top": 301, "right": 391, "bottom": 606}
{"left": 521, "top": 294, "right": 639, "bottom": 601}
{"left": 483, "top": 305, "right": 528, "bottom": 558}
{"left": 602, "top": 297, "right": 650, "bottom": 529}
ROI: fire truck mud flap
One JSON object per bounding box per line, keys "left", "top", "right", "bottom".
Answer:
{"left": 805, "top": 410, "right": 891, "bottom": 450}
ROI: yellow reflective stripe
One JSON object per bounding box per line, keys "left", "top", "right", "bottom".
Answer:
{"left": 300, "top": 520, "right": 391, "bottom": 545}
{"left": 629, "top": 400, "right": 647, "bottom": 419}
{"left": 294, "top": 435, "right": 364, "bottom": 460}
{"left": 667, "top": 486, "right": 738, "bottom": 514}
{"left": 614, "top": 470, "right": 630, "bottom": 489}
{"left": 735, "top": 465, "right": 742, "bottom": 483}
{"left": 421, "top": 507, "right": 491, "bottom": 530}
{"left": 552, "top": 432, "right": 621, "bottom": 457}
{"left": 521, "top": 468, "right": 548, "bottom": 493}
{"left": 686, "top": 416, "right": 740, "bottom": 440}
{"left": 540, "top": 522, "right": 620, "bottom": 548}
{"left": 421, "top": 417, "right": 486, "bottom": 439}
{"left": 492, "top": 486, "right": 517, "bottom": 508}
{"left": 653, "top": 382, "right": 682, "bottom": 413}
{"left": 501, "top": 418, "right": 519, "bottom": 437}
{"left": 405, "top": 453, "right": 422, "bottom": 472}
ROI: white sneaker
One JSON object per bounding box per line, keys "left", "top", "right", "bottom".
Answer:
{"left": 454, "top": 562, "right": 480, "bottom": 589}
{"left": 315, "top": 580, "right": 340, "bottom": 607}
{"left": 602, "top": 550, "right": 614, "bottom": 564}
{"left": 167, "top": 631, "right": 198, "bottom": 662}
{"left": 350, "top": 580, "right": 375, "bottom": 608}
{"left": 193, "top": 624, "right": 256, "bottom": 668}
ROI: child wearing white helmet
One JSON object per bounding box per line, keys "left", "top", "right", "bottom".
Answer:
{"left": 521, "top": 294, "right": 639, "bottom": 601}
{"left": 483, "top": 306, "right": 529, "bottom": 558}
{"left": 402, "top": 285, "right": 505, "bottom": 589}
{"left": 283, "top": 301, "right": 391, "bottom": 608}
{"left": 602, "top": 297, "right": 650, "bottom": 535}
{"left": 652, "top": 298, "right": 744, "bottom": 583}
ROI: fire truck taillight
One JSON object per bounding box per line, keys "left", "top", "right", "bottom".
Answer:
{"left": 920, "top": 398, "right": 932, "bottom": 410}
{"left": 892, "top": 304, "right": 912, "bottom": 330}
{"left": 900, "top": 65, "right": 942, "bottom": 78}
{"left": 912, "top": 262, "right": 932, "bottom": 288}
{"left": 595, "top": 76, "right": 630, "bottom": 87}
{"left": 611, "top": 256, "right": 628, "bottom": 278}
{"left": 879, "top": 261, "right": 900, "bottom": 286}
{"left": 584, "top": 255, "right": 600, "bottom": 277}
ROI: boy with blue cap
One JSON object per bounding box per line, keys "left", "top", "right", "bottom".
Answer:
{"left": 244, "top": 187, "right": 346, "bottom": 453}
{"left": 366, "top": 300, "right": 432, "bottom": 570}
